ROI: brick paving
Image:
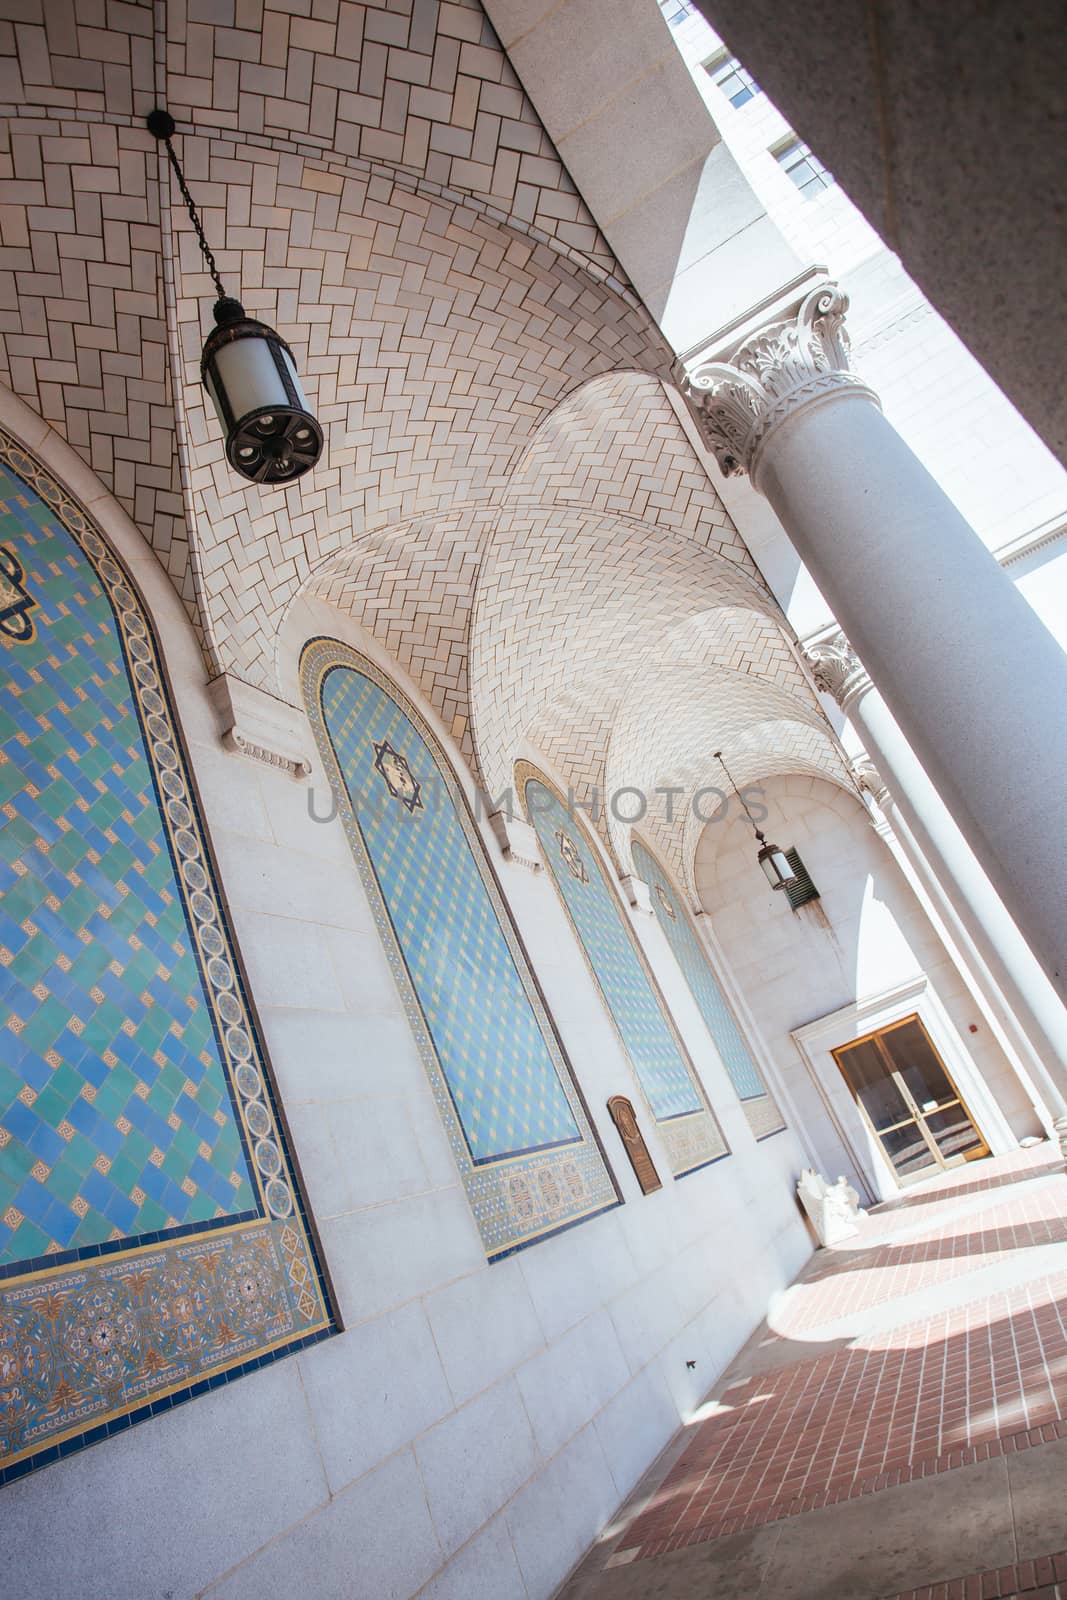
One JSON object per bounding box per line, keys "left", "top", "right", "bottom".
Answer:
{"left": 893, "top": 1548, "right": 1067, "bottom": 1599}
{"left": 616, "top": 1150, "right": 1067, "bottom": 1563}
{"left": 779, "top": 1156, "right": 1067, "bottom": 1335}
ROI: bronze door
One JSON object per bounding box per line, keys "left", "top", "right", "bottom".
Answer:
{"left": 832, "top": 1015, "right": 989, "bottom": 1185}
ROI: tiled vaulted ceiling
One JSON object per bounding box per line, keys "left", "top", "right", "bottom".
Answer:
{"left": 2, "top": 0, "right": 852, "bottom": 889}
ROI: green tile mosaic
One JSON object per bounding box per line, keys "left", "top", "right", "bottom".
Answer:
{"left": 631, "top": 837, "right": 786, "bottom": 1140}
{"left": 0, "top": 433, "right": 334, "bottom": 1486}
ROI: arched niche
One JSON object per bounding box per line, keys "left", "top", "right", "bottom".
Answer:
{"left": 517, "top": 761, "right": 729, "bottom": 1180}
{"left": 299, "top": 635, "right": 620, "bottom": 1260}
{"left": 630, "top": 834, "right": 786, "bottom": 1142}
{"left": 0, "top": 416, "right": 334, "bottom": 1487}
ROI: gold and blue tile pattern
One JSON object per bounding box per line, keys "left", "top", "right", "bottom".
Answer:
{"left": 301, "top": 639, "right": 619, "bottom": 1259}
{"left": 519, "top": 767, "right": 728, "bottom": 1179}
{"left": 631, "top": 838, "right": 786, "bottom": 1141}
{"left": 0, "top": 437, "right": 334, "bottom": 1485}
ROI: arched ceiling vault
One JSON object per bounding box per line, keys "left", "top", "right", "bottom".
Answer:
{"left": 605, "top": 667, "right": 854, "bottom": 905}
{"left": 296, "top": 364, "right": 852, "bottom": 900}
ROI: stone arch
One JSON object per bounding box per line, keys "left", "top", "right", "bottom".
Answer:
{"left": 606, "top": 664, "right": 855, "bottom": 905}
{"left": 169, "top": 151, "right": 668, "bottom": 690}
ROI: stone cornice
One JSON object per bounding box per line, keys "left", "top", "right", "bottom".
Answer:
{"left": 681, "top": 283, "right": 879, "bottom": 481}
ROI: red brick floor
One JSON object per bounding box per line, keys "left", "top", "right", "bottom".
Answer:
{"left": 618, "top": 1149, "right": 1067, "bottom": 1562}
{"left": 779, "top": 1171, "right": 1067, "bottom": 1335}
{"left": 893, "top": 1548, "right": 1067, "bottom": 1598}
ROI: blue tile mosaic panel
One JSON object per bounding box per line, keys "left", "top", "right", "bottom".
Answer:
{"left": 0, "top": 435, "right": 334, "bottom": 1486}
{"left": 631, "top": 838, "right": 786, "bottom": 1141}
{"left": 519, "top": 767, "right": 728, "bottom": 1179}
{"left": 301, "top": 639, "right": 619, "bottom": 1259}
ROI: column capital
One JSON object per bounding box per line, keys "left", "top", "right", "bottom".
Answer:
{"left": 848, "top": 754, "right": 891, "bottom": 810}
{"left": 803, "top": 629, "right": 873, "bottom": 712}
{"left": 680, "top": 283, "right": 878, "bottom": 480}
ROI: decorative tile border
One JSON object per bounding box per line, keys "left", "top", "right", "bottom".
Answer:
{"left": 300, "top": 638, "right": 620, "bottom": 1261}
{"left": 518, "top": 765, "right": 728, "bottom": 1180}
{"left": 0, "top": 434, "right": 335, "bottom": 1484}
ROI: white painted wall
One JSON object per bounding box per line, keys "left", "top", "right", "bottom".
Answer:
{"left": 693, "top": 774, "right": 1037, "bottom": 1200}
{"left": 2, "top": 580, "right": 815, "bottom": 1600}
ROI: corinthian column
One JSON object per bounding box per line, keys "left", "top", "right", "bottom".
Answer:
{"left": 682, "top": 283, "right": 1067, "bottom": 1009}
{"left": 806, "top": 630, "right": 1067, "bottom": 1152}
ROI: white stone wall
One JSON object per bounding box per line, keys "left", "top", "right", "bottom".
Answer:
{"left": 693, "top": 774, "right": 1038, "bottom": 1197}
{"left": 2, "top": 579, "right": 814, "bottom": 1600}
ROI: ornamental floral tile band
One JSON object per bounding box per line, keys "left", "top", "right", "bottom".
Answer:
{"left": 519, "top": 767, "right": 729, "bottom": 1179}
{"left": 0, "top": 436, "right": 335, "bottom": 1485}
{"left": 631, "top": 837, "right": 786, "bottom": 1141}
{"left": 301, "top": 638, "right": 620, "bottom": 1259}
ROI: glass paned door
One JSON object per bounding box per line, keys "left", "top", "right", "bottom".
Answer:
{"left": 832, "top": 1015, "right": 988, "bottom": 1184}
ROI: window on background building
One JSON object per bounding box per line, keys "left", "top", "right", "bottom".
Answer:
{"left": 660, "top": 0, "right": 696, "bottom": 29}
{"left": 774, "top": 136, "right": 836, "bottom": 198}
{"left": 703, "top": 52, "right": 761, "bottom": 108}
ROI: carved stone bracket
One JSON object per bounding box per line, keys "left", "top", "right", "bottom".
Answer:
{"left": 487, "top": 808, "right": 543, "bottom": 872}
{"left": 802, "top": 629, "right": 873, "bottom": 713}
{"left": 617, "top": 871, "right": 653, "bottom": 915}
{"left": 681, "top": 283, "right": 879, "bottom": 481}
{"left": 207, "top": 673, "right": 312, "bottom": 780}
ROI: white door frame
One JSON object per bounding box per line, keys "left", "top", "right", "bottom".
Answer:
{"left": 791, "top": 975, "right": 1015, "bottom": 1202}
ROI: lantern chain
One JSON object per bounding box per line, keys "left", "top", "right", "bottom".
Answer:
{"left": 713, "top": 750, "right": 765, "bottom": 841}
{"left": 159, "top": 134, "right": 227, "bottom": 303}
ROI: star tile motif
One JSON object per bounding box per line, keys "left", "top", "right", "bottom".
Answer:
{"left": 372, "top": 740, "right": 423, "bottom": 814}
{"left": 555, "top": 829, "right": 588, "bottom": 884}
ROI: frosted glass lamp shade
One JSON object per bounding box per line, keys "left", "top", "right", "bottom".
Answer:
{"left": 201, "top": 298, "right": 323, "bottom": 485}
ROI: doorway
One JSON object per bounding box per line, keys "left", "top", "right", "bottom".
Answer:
{"left": 831, "top": 1014, "right": 989, "bottom": 1185}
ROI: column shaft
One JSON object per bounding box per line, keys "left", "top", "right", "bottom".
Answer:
{"left": 846, "top": 684, "right": 1067, "bottom": 1144}
{"left": 755, "top": 392, "right": 1067, "bottom": 1003}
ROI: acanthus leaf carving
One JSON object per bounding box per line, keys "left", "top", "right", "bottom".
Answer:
{"left": 802, "top": 629, "right": 872, "bottom": 711}
{"left": 683, "top": 284, "right": 878, "bottom": 480}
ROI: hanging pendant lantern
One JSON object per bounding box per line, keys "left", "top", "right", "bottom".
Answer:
{"left": 148, "top": 110, "right": 323, "bottom": 486}
{"left": 756, "top": 832, "right": 796, "bottom": 890}
{"left": 713, "top": 751, "right": 798, "bottom": 893}
{"left": 201, "top": 298, "right": 323, "bottom": 484}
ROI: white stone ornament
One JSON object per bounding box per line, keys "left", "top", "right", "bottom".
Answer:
{"left": 797, "top": 1168, "right": 866, "bottom": 1246}
{"left": 802, "top": 629, "right": 872, "bottom": 713}
{"left": 683, "top": 284, "right": 879, "bottom": 481}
